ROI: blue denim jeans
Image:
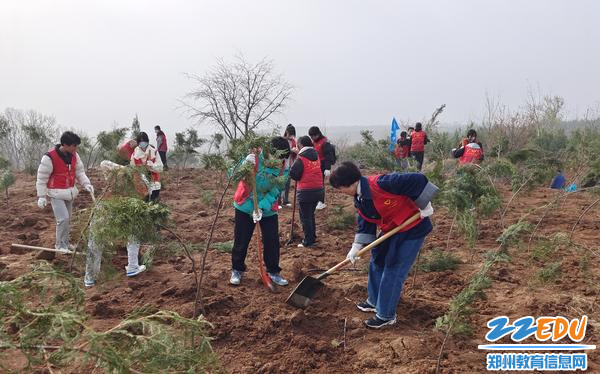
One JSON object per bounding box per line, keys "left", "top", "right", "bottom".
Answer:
{"left": 367, "top": 236, "right": 425, "bottom": 321}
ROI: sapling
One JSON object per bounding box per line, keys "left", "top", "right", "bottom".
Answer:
{"left": 0, "top": 169, "right": 15, "bottom": 205}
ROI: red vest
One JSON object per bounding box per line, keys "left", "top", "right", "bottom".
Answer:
{"left": 394, "top": 143, "right": 409, "bottom": 159}
{"left": 297, "top": 154, "right": 323, "bottom": 190}
{"left": 357, "top": 175, "right": 422, "bottom": 233}
{"left": 410, "top": 131, "right": 426, "bottom": 152}
{"left": 313, "top": 137, "right": 328, "bottom": 161}
{"left": 47, "top": 149, "right": 76, "bottom": 189}
{"left": 157, "top": 133, "right": 167, "bottom": 152}
{"left": 118, "top": 142, "right": 135, "bottom": 160}
{"left": 459, "top": 143, "right": 483, "bottom": 165}
{"left": 133, "top": 149, "right": 160, "bottom": 182}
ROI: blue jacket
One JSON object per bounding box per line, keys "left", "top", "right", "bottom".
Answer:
{"left": 354, "top": 173, "right": 436, "bottom": 266}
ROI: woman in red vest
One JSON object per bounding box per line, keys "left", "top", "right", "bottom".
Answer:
{"left": 330, "top": 161, "right": 437, "bottom": 329}
{"left": 154, "top": 125, "right": 168, "bottom": 170}
{"left": 308, "top": 126, "right": 336, "bottom": 210}
{"left": 289, "top": 136, "right": 325, "bottom": 248}
{"left": 393, "top": 131, "right": 411, "bottom": 170}
{"left": 409, "top": 122, "right": 429, "bottom": 171}
{"left": 36, "top": 131, "right": 95, "bottom": 254}
{"left": 452, "top": 129, "right": 484, "bottom": 165}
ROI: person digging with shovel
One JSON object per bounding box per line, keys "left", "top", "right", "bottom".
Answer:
{"left": 36, "top": 131, "right": 95, "bottom": 257}
{"left": 229, "top": 136, "right": 291, "bottom": 287}
{"left": 329, "top": 161, "right": 437, "bottom": 329}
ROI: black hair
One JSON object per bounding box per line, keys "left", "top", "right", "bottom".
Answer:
{"left": 408, "top": 126, "right": 415, "bottom": 131}
{"left": 467, "top": 129, "right": 477, "bottom": 138}
{"left": 415, "top": 122, "right": 422, "bottom": 131}
{"left": 308, "top": 126, "right": 324, "bottom": 140}
{"left": 298, "top": 135, "right": 313, "bottom": 148}
{"left": 136, "top": 132, "right": 150, "bottom": 144}
{"left": 400, "top": 131, "right": 407, "bottom": 138}
{"left": 154, "top": 125, "right": 161, "bottom": 131}
{"left": 270, "top": 136, "right": 291, "bottom": 160}
{"left": 330, "top": 161, "right": 362, "bottom": 188}
{"left": 284, "top": 124, "right": 296, "bottom": 137}
{"left": 60, "top": 131, "right": 81, "bottom": 146}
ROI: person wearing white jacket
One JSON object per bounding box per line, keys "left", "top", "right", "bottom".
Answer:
{"left": 130, "top": 132, "right": 163, "bottom": 201}
{"left": 36, "top": 131, "right": 94, "bottom": 253}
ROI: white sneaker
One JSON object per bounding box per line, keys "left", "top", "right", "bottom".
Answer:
{"left": 316, "top": 202, "right": 327, "bottom": 210}
{"left": 278, "top": 205, "right": 283, "bottom": 210}
{"left": 285, "top": 203, "right": 292, "bottom": 207}
{"left": 230, "top": 270, "right": 242, "bottom": 285}
{"left": 297, "top": 243, "right": 305, "bottom": 248}
{"left": 126, "top": 265, "right": 147, "bottom": 277}
{"left": 55, "top": 247, "right": 74, "bottom": 254}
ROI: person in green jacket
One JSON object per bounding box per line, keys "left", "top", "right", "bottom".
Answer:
{"left": 230, "top": 136, "right": 291, "bottom": 286}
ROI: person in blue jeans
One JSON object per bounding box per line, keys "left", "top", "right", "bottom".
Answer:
{"left": 330, "top": 161, "right": 437, "bottom": 329}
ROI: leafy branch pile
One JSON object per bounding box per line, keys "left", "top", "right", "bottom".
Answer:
{"left": 0, "top": 262, "right": 219, "bottom": 373}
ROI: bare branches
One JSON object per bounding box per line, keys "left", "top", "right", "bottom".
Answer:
{"left": 182, "top": 55, "right": 293, "bottom": 140}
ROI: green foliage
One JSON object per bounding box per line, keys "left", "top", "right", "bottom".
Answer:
{"left": 91, "top": 197, "right": 170, "bottom": 246}
{"left": 424, "top": 159, "right": 445, "bottom": 188}
{"left": 326, "top": 206, "right": 356, "bottom": 230}
{"left": 496, "top": 221, "right": 533, "bottom": 251}
{"left": 530, "top": 232, "right": 570, "bottom": 262}
{"left": 0, "top": 157, "right": 10, "bottom": 170}
{"left": 418, "top": 249, "right": 461, "bottom": 272}
{"left": 171, "top": 128, "right": 206, "bottom": 168}
{"left": 202, "top": 153, "right": 227, "bottom": 171}
{"left": 0, "top": 169, "right": 16, "bottom": 201}
{"left": 0, "top": 263, "right": 219, "bottom": 373}
{"left": 211, "top": 240, "right": 234, "bottom": 253}
{"left": 441, "top": 167, "right": 501, "bottom": 217}
{"left": 97, "top": 127, "right": 129, "bottom": 164}
{"left": 339, "top": 130, "right": 398, "bottom": 170}
{"left": 483, "top": 159, "right": 518, "bottom": 181}
{"left": 131, "top": 114, "right": 141, "bottom": 139}
{"left": 536, "top": 261, "right": 562, "bottom": 284}
{"left": 200, "top": 190, "right": 215, "bottom": 207}
{"left": 435, "top": 270, "right": 492, "bottom": 337}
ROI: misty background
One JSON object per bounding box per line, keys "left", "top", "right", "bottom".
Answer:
{"left": 1, "top": 0, "right": 599, "bottom": 144}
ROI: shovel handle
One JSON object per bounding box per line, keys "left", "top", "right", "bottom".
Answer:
{"left": 322, "top": 212, "right": 422, "bottom": 277}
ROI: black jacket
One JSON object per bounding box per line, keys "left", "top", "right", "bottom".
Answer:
{"left": 319, "top": 141, "right": 336, "bottom": 171}
{"left": 289, "top": 147, "right": 325, "bottom": 203}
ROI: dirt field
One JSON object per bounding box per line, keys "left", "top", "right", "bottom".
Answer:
{"left": 1, "top": 169, "right": 598, "bottom": 373}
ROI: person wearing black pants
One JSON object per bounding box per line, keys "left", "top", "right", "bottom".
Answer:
{"left": 289, "top": 136, "right": 325, "bottom": 248}
{"left": 229, "top": 136, "right": 291, "bottom": 286}
{"left": 308, "top": 126, "right": 336, "bottom": 210}
{"left": 231, "top": 209, "right": 281, "bottom": 274}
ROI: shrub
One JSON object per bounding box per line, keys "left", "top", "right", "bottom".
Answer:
{"left": 419, "top": 249, "right": 461, "bottom": 272}
{"left": 536, "top": 261, "right": 562, "bottom": 284}
{"left": 326, "top": 206, "right": 356, "bottom": 230}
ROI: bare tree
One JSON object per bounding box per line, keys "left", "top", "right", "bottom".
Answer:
{"left": 182, "top": 55, "right": 293, "bottom": 140}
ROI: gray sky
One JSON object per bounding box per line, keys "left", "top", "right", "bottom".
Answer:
{"left": 1, "top": 0, "right": 599, "bottom": 138}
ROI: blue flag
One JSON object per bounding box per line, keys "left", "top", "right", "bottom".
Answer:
{"left": 389, "top": 117, "right": 399, "bottom": 151}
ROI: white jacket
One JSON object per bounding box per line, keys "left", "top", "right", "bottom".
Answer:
{"left": 130, "top": 145, "right": 163, "bottom": 191}
{"left": 36, "top": 152, "right": 92, "bottom": 201}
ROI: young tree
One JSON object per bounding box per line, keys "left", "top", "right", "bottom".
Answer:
{"left": 131, "top": 114, "right": 141, "bottom": 139}
{"left": 171, "top": 128, "right": 206, "bottom": 169}
{"left": 183, "top": 55, "right": 293, "bottom": 140}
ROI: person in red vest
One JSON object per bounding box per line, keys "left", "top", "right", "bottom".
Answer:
{"left": 154, "top": 125, "right": 168, "bottom": 170}
{"left": 330, "top": 161, "right": 438, "bottom": 329}
{"left": 36, "top": 131, "right": 95, "bottom": 254}
{"left": 452, "top": 129, "right": 484, "bottom": 165}
{"left": 131, "top": 132, "right": 163, "bottom": 202}
{"left": 308, "top": 126, "right": 336, "bottom": 210}
{"left": 281, "top": 124, "right": 298, "bottom": 207}
{"left": 393, "top": 131, "right": 411, "bottom": 170}
{"left": 289, "top": 136, "right": 325, "bottom": 248}
{"left": 409, "top": 122, "right": 429, "bottom": 171}
{"left": 117, "top": 139, "right": 137, "bottom": 163}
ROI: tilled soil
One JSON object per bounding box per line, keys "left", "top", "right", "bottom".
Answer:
{"left": 0, "top": 169, "right": 598, "bottom": 373}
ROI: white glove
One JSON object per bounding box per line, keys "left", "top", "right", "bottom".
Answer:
{"left": 420, "top": 202, "right": 434, "bottom": 218}
{"left": 324, "top": 169, "right": 331, "bottom": 177}
{"left": 451, "top": 148, "right": 457, "bottom": 154}
{"left": 245, "top": 154, "right": 257, "bottom": 165}
{"left": 252, "top": 209, "right": 263, "bottom": 223}
{"left": 84, "top": 184, "right": 94, "bottom": 195}
{"left": 37, "top": 197, "right": 47, "bottom": 209}
{"left": 346, "top": 242, "right": 363, "bottom": 264}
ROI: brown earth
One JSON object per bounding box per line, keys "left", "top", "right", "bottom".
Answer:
{"left": 0, "top": 169, "right": 598, "bottom": 373}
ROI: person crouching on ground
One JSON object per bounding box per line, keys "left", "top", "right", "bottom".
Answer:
{"left": 36, "top": 131, "right": 94, "bottom": 254}
{"left": 131, "top": 132, "right": 163, "bottom": 201}
{"left": 83, "top": 160, "right": 158, "bottom": 288}
{"left": 229, "top": 136, "right": 291, "bottom": 286}
{"left": 452, "top": 129, "right": 484, "bottom": 165}
{"left": 329, "top": 161, "right": 437, "bottom": 329}
{"left": 289, "top": 136, "right": 324, "bottom": 248}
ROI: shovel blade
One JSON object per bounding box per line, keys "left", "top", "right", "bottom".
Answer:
{"left": 285, "top": 276, "right": 324, "bottom": 309}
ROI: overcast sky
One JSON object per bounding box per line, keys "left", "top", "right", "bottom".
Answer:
{"left": 1, "top": 0, "right": 598, "bottom": 138}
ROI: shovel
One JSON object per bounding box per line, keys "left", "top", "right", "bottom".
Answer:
{"left": 286, "top": 212, "right": 421, "bottom": 309}
{"left": 251, "top": 160, "right": 275, "bottom": 292}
